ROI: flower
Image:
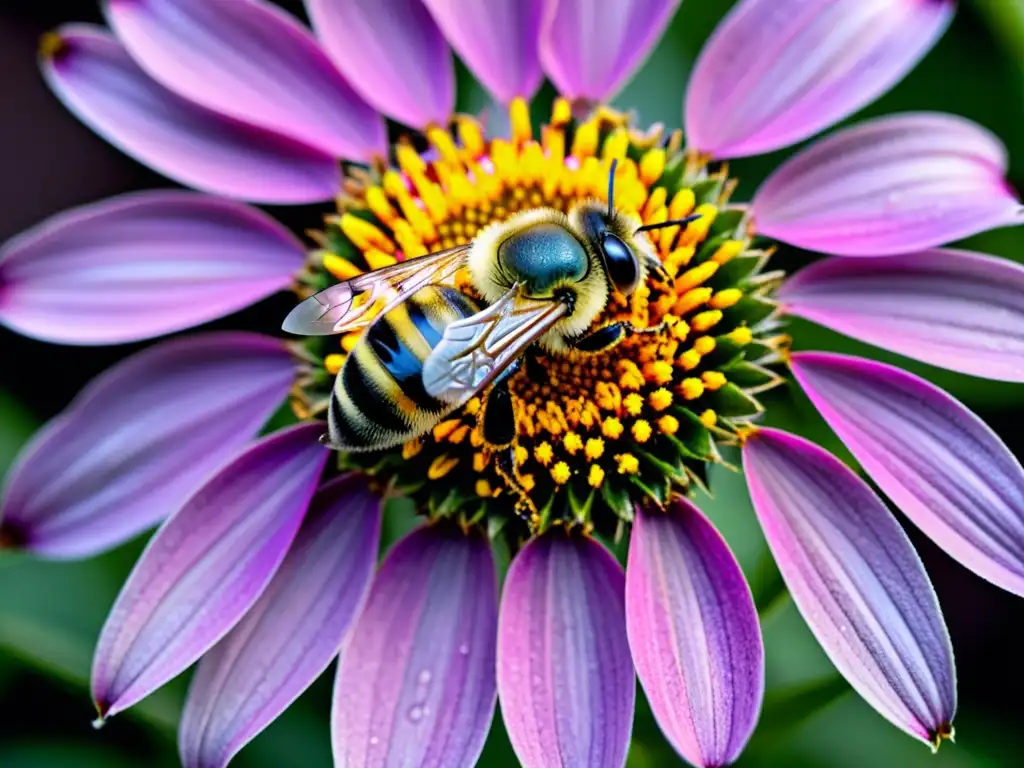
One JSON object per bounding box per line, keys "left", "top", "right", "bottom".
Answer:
{"left": 2, "top": 0, "right": 1023, "bottom": 766}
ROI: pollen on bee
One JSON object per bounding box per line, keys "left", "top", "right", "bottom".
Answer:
{"left": 324, "top": 354, "right": 345, "bottom": 375}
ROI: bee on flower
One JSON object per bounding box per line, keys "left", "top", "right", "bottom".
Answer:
{"left": 1, "top": 1, "right": 1022, "bottom": 767}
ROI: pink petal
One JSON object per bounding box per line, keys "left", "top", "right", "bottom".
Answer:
{"left": 332, "top": 524, "right": 497, "bottom": 768}
{"left": 779, "top": 249, "right": 1024, "bottom": 382}
{"left": 91, "top": 423, "right": 327, "bottom": 719}
{"left": 791, "top": 352, "right": 1024, "bottom": 598}
{"left": 0, "top": 191, "right": 304, "bottom": 345}
{"left": 540, "top": 0, "right": 681, "bottom": 104}
{"left": 752, "top": 113, "right": 1023, "bottom": 256}
{"left": 104, "top": 0, "right": 386, "bottom": 161}
{"left": 627, "top": 500, "right": 764, "bottom": 767}
{"left": 42, "top": 25, "right": 340, "bottom": 204}
{"left": 179, "top": 475, "right": 382, "bottom": 768}
{"left": 743, "top": 428, "right": 956, "bottom": 746}
{"left": 498, "top": 533, "right": 635, "bottom": 768}
{"left": 304, "top": 0, "right": 453, "bottom": 129}
{"left": 423, "top": 0, "right": 543, "bottom": 103}
{"left": 0, "top": 334, "right": 295, "bottom": 558}
{"left": 685, "top": 0, "right": 955, "bottom": 158}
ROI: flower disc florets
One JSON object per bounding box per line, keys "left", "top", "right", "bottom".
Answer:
{"left": 293, "top": 99, "right": 786, "bottom": 540}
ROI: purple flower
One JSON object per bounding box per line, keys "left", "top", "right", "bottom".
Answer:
{"left": 2, "top": 0, "right": 1021, "bottom": 766}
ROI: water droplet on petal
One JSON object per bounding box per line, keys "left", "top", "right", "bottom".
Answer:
{"left": 458, "top": 643, "right": 470, "bottom": 655}
{"left": 417, "top": 669, "right": 432, "bottom": 685}
{"left": 407, "top": 705, "right": 425, "bottom": 723}
{"left": 369, "top": 736, "right": 379, "bottom": 746}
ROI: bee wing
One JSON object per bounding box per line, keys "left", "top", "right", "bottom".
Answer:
{"left": 282, "top": 244, "right": 471, "bottom": 336}
{"left": 422, "top": 286, "right": 568, "bottom": 405}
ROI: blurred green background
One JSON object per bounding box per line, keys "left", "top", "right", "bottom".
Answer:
{"left": 2, "top": 0, "right": 1024, "bottom": 765}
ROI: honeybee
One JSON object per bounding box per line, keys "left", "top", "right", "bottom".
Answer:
{"left": 283, "top": 163, "right": 699, "bottom": 463}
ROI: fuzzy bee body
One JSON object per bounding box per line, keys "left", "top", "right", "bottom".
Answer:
{"left": 329, "top": 285, "right": 479, "bottom": 450}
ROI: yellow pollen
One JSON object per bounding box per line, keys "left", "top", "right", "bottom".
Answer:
{"left": 691, "top": 310, "right": 723, "bottom": 332}
{"left": 475, "top": 479, "right": 493, "bottom": 497}
{"left": 510, "top": 97, "right": 532, "bottom": 144}
{"left": 552, "top": 97, "right": 572, "bottom": 126}
{"left": 515, "top": 445, "right": 529, "bottom": 465}
{"left": 675, "top": 287, "right": 713, "bottom": 315}
{"left": 728, "top": 326, "right": 753, "bottom": 345}
{"left": 340, "top": 213, "right": 394, "bottom": 254}
{"left": 693, "top": 336, "right": 716, "bottom": 355}
{"left": 699, "top": 409, "right": 718, "bottom": 428}
{"left": 632, "top": 420, "right": 653, "bottom": 443}
{"left": 616, "top": 453, "right": 640, "bottom": 475}
{"left": 341, "top": 333, "right": 360, "bottom": 353}
{"left": 669, "top": 188, "right": 696, "bottom": 219}
{"left": 710, "top": 289, "right": 743, "bottom": 309}
{"left": 563, "top": 433, "right": 584, "bottom": 455}
{"left": 403, "top": 439, "right": 423, "bottom": 459}
{"left": 535, "top": 442, "right": 554, "bottom": 465}
{"left": 618, "top": 360, "right": 645, "bottom": 390}
{"left": 702, "top": 371, "right": 728, "bottom": 391}
{"left": 643, "top": 361, "right": 674, "bottom": 386}
{"left": 640, "top": 148, "right": 666, "bottom": 186}
{"left": 649, "top": 388, "right": 674, "bottom": 411}
{"left": 324, "top": 354, "right": 344, "bottom": 375}
{"left": 572, "top": 120, "right": 599, "bottom": 157}
{"left": 426, "top": 126, "right": 460, "bottom": 165}
{"left": 473, "top": 452, "right": 487, "bottom": 472}
{"left": 680, "top": 349, "right": 702, "bottom": 371}
{"left": 680, "top": 204, "right": 718, "bottom": 245}
{"left": 588, "top": 464, "right": 606, "bottom": 488}
{"left": 364, "top": 248, "right": 398, "bottom": 270}
{"left": 671, "top": 320, "right": 691, "bottom": 342}
{"left": 456, "top": 116, "right": 485, "bottom": 157}
{"left": 585, "top": 438, "right": 605, "bottom": 460}
{"left": 365, "top": 186, "right": 398, "bottom": 225}
{"left": 681, "top": 378, "right": 705, "bottom": 400}
{"left": 323, "top": 253, "right": 362, "bottom": 280}
{"left": 428, "top": 454, "right": 459, "bottom": 479}
{"left": 432, "top": 418, "right": 463, "bottom": 442}
{"left": 396, "top": 142, "right": 427, "bottom": 175}
{"left": 602, "top": 417, "right": 625, "bottom": 439}
{"left": 677, "top": 261, "right": 719, "bottom": 292}
{"left": 658, "top": 415, "right": 680, "bottom": 436}
{"left": 624, "top": 393, "right": 645, "bottom": 416}
{"left": 551, "top": 461, "right": 572, "bottom": 485}
{"left": 712, "top": 240, "right": 745, "bottom": 264}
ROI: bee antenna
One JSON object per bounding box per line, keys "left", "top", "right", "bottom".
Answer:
{"left": 607, "top": 158, "right": 618, "bottom": 218}
{"left": 635, "top": 213, "right": 703, "bottom": 234}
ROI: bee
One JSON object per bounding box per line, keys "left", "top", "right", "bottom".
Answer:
{"left": 283, "top": 162, "right": 700, "bottom": 466}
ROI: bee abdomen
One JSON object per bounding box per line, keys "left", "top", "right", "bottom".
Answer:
{"left": 328, "top": 286, "right": 478, "bottom": 451}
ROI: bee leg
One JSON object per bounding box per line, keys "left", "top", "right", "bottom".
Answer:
{"left": 568, "top": 322, "right": 629, "bottom": 353}
{"left": 483, "top": 376, "right": 538, "bottom": 522}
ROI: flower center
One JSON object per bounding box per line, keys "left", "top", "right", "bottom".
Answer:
{"left": 292, "top": 99, "right": 786, "bottom": 539}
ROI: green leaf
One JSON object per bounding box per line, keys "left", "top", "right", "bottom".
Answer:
{"left": 742, "top": 676, "right": 851, "bottom": 757}
{"left": 707, "top": 383, "right": 764, "bottom": 418}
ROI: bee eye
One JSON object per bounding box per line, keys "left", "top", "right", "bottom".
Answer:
{"left": 600, "top": 232, "right": 640, "bottom": 295}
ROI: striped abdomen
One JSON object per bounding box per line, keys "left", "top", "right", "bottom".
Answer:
{"left": 329, "top": 286, "right": 479, "bottom": 451}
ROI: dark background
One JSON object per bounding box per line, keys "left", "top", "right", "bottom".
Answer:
{"left": 2, "top": 1, "right": 1024, "bottom": 766}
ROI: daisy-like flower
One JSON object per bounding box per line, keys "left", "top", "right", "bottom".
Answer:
{"left": 2, "top": 0, "right": 1023, "bottom": 766}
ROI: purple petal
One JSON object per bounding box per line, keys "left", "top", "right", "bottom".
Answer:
{"left": 42, "top": 25, "right": 340, "bottom": 203}
{"left": 180, "top": 474, "right": 381, "bottom": 768}
{"left": 626, "top": 500, "right": 764, "bottom": 767}
{"left": 304, "top": 0, "right": 453, "bottom": 129}
{"left": 423, "top": 0, "right": 543, "bottom": 104}
{"left": 498, "top": 533, "right": 634, "bottom": 768}
{"left": 91, "top": 423, "right": 327, "bottom": 719}
{"left": 791, "top": 352, "right": 1024, "bottom": 599}
{"left": 104, "top": 0, "right": 386, "bottom": 161}
{"left": 331, "top": 524, "right": 497, "bottom": 768}
{"left": 743, "top": 427, "right": 956, "bottom": 746}
{"left": 540, "top": 0, "right": 681, "bottom": 104}
{"left": 779, "top": 249, "right": 1024, "bottom": 382}
{"left": 685, "top": 0, "right": 955, "bottom": 158}
{"left": 0, "top": 191, "right": 304, "bottom": 345}
{"left": 0, "top": 333, "right": 295, "bottom": 558}
{"left": 752, "top": 113, "right": 1023, "bottom": 256}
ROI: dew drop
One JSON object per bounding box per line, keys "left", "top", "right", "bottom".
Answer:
{"left": 369, "top": 736, "right": 379, "bottom": 746}
{"left": 458, "top": 643, "right": 470, "bottom": 656}
{"left": 417, "top": 669, "right": 432, "bottom": 686}
{"left": 407, "top": 705, "right": 425, "bottom": 723}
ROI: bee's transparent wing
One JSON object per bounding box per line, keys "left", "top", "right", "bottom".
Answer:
{"left": 282, "top": 244, "right": 471, "bottom": 336}
{"left": 422, "top": 286, "right": 568, "bottom": 405}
